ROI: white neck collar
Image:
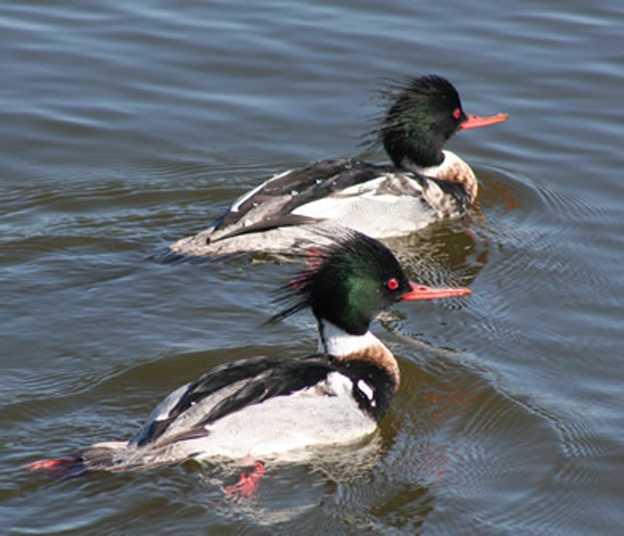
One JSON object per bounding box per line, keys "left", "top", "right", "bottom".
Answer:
{"left": 318, "top": 319, "right": 381, "bottom": 357}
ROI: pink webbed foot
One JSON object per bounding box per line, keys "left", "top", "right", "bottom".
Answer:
{"left": 224, "top": 461, "right": 266, "bottom": 499}
{"left": 27, "top": 456, "right": 88, "bottom": 479}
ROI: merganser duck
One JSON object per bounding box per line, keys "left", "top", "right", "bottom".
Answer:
{"left": 165, "top": 75, "right": 508, "bottom": 259}
{"left": 29, "top": 230, "right": 470, "bottom": 478}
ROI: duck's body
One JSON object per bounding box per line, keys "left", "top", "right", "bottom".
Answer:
{"left": 75, "top": 349, "right": 392, "bottom": 471}
{"left": 29, "top": 231, "right": 470, "bottom": 476}
{"left": 166, "top": 75, "right": 507, "bottom": 259}
{"left": 167, "top": 155, "right": 471, "bottom": 258}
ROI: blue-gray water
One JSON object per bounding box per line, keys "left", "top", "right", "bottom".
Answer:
{"left": 1, "top": 1, "right": 623, "bottom": 534}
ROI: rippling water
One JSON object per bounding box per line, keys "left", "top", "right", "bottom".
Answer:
{"left": 2, "top": 0, "right": 623, "bottom": 534}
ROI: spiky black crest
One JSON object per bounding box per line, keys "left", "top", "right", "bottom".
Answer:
{"left": 365, "top": 75, "right": 465, "bottom": 169}
{"left": 269, "top": 229, "right": 413, "bottom": 335}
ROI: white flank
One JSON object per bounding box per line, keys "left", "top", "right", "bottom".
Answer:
{"left": 291, "top": 176, "right": 390, "bottom": 219}
{"left": 291, "top": 174, "right": 432, "bottom": 238}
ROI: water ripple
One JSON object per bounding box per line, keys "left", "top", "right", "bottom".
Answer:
{"left": 386, "top": 341, "right": 615, "bottom": 535}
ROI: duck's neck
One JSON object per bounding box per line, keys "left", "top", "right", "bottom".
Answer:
{"left": 318, "top": 319, "right": 400, "bottom": 389}
{"left": 402, "top": 150, "right": 478, "bottom": 204}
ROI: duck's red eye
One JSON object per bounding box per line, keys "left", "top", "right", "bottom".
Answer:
{"left": 387, "top": 278, "right": 399, "bottom": 291}
{"left": 453, "top": 108, "right": 462, "bottom": 120}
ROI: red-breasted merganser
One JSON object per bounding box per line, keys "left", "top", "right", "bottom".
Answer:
{"left": 165, "top": 75, "right": 508, "bottom": 259}
{"left": 29, "top": 230, "right": 470, "bottom": 477}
